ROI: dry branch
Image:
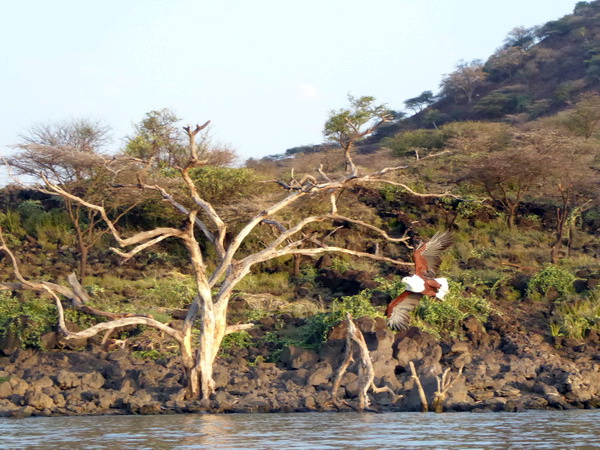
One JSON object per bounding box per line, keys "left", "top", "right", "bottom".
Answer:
{"left": 331, "top": 314, "right": 402, "bottom": 412}
{"left": 409, "top": 361, "right": 429, "bottom": 412}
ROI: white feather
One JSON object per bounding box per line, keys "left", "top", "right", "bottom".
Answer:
{"left": 402, "top": 274, "right": 425, "bottom": 293}
{"left": 435, "top": 277, "right": 449, "bottom": 300}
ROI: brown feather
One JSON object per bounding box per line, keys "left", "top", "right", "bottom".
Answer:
{"left": 414, "top": 231, "right": 453, "bottom": 278}
{"left": 386, "top": 291, "right": 423, "bottom": 331}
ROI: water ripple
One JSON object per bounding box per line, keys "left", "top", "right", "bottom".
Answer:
{"left": 1, "top": 410, "right": 600, "bottom": 449}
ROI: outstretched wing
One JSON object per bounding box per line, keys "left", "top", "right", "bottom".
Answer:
{"left": 414, "top": 231, "right": 453, "bottom": 278}
{"left": 386, "top": 291, "right": 422, "bottom": 331}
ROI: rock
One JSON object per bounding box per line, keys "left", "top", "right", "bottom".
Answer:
{"left": 213, "top": 391, "right": 236, "bottom": 411}
{"left": 8, "top": 406, "right": 34, "bottom": 419}
{"left": 280, "top": 346, "right": 318, "bottom": 369}
{"left": 0, "top": 381, "right": 12, "bottom": 399}
{"left": 117, "top": 378, "right": 136, "bottom": 396}
{"left": 81, "top": 372, "right": 105, "bottom": 390}
{"left": 0, "top": 325, "right": 20, "bottom": 356}
{"left": 125, "top": 389, "right": 157, "bottom": 414}
{"left": 56, "top": 370, "right": 81, "bottom": 389}
{"left": 96, "top": 389, "right": 120, "bottom": 409}
{"left": 31, "top": 376, "right": 54, "bottom": 391}
{"left": 40, "top": 332, "right": 59, "bottom": 351}
{"left": 9, "top": 378, "right": 29, "bottom": 396}
{"left": 307, "top": 362, "right": 333, "bottom": 386}
{"left": 451, "top": 342, "right": 470, "bottom": 353}
{"left": 25, "top": 391, "right": 55, "bottom": 410}
{"left": 510, "top": 358, "right": 538, "bottom": 379}
{"left": 304, "top": 395, "right": 317, "bottom": 410}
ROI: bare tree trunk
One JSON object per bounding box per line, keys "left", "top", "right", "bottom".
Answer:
{"left": 331, "top": 315, "right": 401, "bottom": 412}
{"left": 409, "top": 361, "right": 429, "bottom": 412}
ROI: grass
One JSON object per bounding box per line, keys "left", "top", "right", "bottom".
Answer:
{"left": 551, "top": 288, "right": 600, "bottom": 340}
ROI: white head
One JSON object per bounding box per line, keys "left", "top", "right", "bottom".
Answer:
{"left": 402, "top": 274, "right": 425, "bottom": 293}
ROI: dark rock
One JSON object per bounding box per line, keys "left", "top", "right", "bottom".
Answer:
{"left": 40, "top": 332, "right": 59, "bottom": 351}
{"left": 0, "top": 324, "right": 21, "bottom": 356}
{"left": 306, "top": 362, "right": 333, "bottom": 386}
{"left": 280, "top": 346, "right": 318, "bottom": 369}
{"left": 81, "top": 372, "right": 105, "bottom": 390}
{"left": 213, "top": 391, "right": 236, "bottom": 411}
{"left": 56, "top": 370, "right": 81, "bottom": 389}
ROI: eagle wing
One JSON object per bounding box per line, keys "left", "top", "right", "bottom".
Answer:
{"left": 414, "top": 231, "right": 453, "bottom": 278}
{"left": 386, "top": 291, "right": 423, "bottom": 331}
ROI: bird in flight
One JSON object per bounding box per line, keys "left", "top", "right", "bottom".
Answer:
{"left": 386, "top": 231, "right": 453, "bottom": 331}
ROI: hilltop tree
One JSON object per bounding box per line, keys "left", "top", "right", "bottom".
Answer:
{"left": 6, "top": 118, "right": 112, "bottom": 278}
{"left": 440, "top": 60, "right": 487, "bottom": 104}
{"left": 503, "top": 26, "right": 539, "bottom": 50}
{"left": 124, "top": 108, "right": 235, "bottom": 168}
{"left": 404, "top": 91, "right": 435, "bottom": 114}
{"left": 323, "top": 94, "right": 394, "bottom": 174}
{"left": 2, "top": 116, "right": 434, "bottom": 402}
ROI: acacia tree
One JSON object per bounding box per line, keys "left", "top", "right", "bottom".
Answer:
{"left": 323, "top": 94, "right": 394, "bottom": 174}
{"left": 404, "top": 91, "right": 435, "bottom": 114}
{"left": 2, "top": 117, "right": 446, "bottom": 402}
{"left": 461, "top": 129, "right": 565, "bottom": 229}
{"left": 6, "top": 118, "right": 112, "bottom": 278}
{"left": 125, "top": 108, "right": 236, "bottom": 167}
{"left": 440, "top": 60, "right": 487, "bottom": 104}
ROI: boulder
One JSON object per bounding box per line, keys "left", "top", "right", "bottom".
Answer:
{"left": 25, "top": 391, "right": 55, "bottom": 410}
{"left": 306, "top": 362, "right": 333, "bottom": 386}
{"left": 280, "top": 346, "right": 318, "bottom": 369}
{"left": 81, "top": 372, "right": 105, "bottom": 390}
{"left": 56, "top": 370, "right": 81, "bottom": 389}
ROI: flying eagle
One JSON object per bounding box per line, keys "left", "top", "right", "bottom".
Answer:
{"left": 386, "top": 231, "right": 453, "bottom": 331}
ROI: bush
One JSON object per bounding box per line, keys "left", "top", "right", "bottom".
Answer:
{"left": 384, "top": 129, "right": 447, "bottom": 157}
{"left": 0, "top": 292, "right": 56, "bottom": 349}
{"left": 413, "top": 281, "right": 493, "bottom": 337}
{"left": 220, "top": 331, "right": 253, "bottom": 354}
{"left": 527, "top": 265, "right": 577, "bottom": 301}
{"left": 190, "top": 166, "right": 259, "bottom": 204}
{"left": 551, "top": 289, "right": 600, "bottom": 339}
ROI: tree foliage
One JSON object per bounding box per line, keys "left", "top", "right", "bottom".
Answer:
{"left": 404, "top": 91, "right": 435, "bottom": 114}
{"left": 440, "top": 60, "right": 487, "bottom": 104}
{"left": 323, "top": 94, "right": 393, "bottom": 173}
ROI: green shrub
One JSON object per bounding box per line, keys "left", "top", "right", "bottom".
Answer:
{"left": 0, "top": 292, "right": 56, "bottom": 349}
{"left": 551, "top": 289, "right": 600, "bottom": 339}
{"left": 0, "top": 210, "right": 25, "bottom": 238}
{"left": 384, "top": 129, "right": 447, "bottom": 157}
{"left": 190, "top": 166, "right": 259, "bottom": 204}
{"left": 413, "top": 281, "right": 493, "bottom": 337}
{"left": 133, "top": 349, "right": 164, "bottom": 360}
{"left": 527, "top": 265, "right": 577, "bottom": 301}
{"left": 220, "top": 331, "right": 253, "bottom": 352}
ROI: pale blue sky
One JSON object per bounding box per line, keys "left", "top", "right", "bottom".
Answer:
{"left": 1, "top": 0, "right": 578, "bottom": 174}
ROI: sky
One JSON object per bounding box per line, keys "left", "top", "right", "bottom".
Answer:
{"left": 0, "top": 0, "right": 579, "bottom": 182}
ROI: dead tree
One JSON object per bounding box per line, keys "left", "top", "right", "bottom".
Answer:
{"left": 331, "top": 314, "right": 402, "bottom": 412}
{"left": 409, "top": 360, "right": 464, "bottom": 413}
{"left": 1, "top": 117, "right": 458, "bottom": 402}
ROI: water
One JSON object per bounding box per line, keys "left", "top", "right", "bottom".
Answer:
{"left": 1, "top": 410, "right": 600, "bottom": 449}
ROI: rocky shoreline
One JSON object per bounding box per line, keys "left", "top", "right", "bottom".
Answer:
{"left": 1, "top": 314, "right": 599, "bottom": 418}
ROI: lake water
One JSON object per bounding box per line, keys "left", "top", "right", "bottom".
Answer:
{"left": 1, "top": 410, "right": 600, "bottom": 449}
